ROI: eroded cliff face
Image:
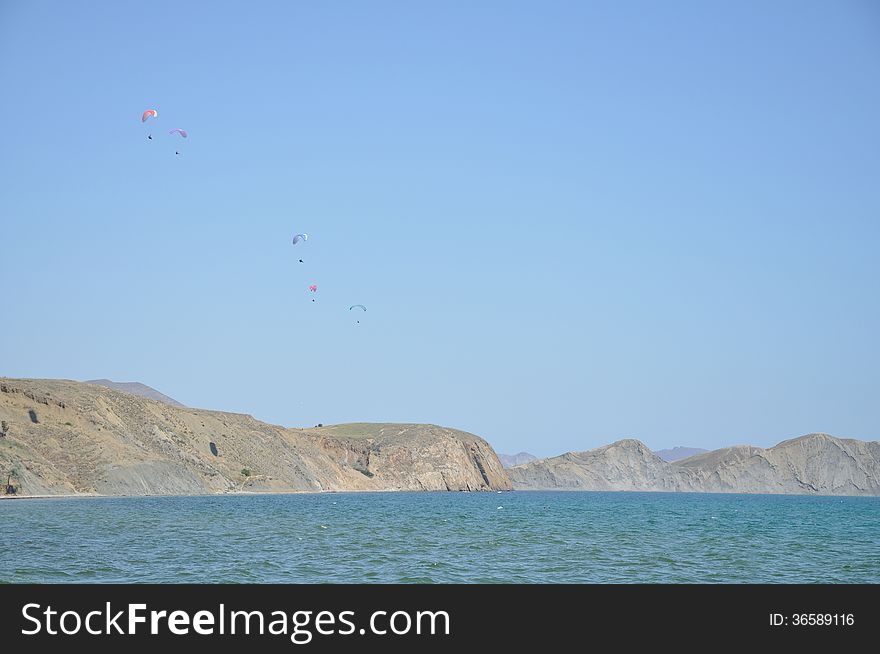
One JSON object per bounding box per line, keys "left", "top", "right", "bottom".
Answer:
{"left": 0, "top": 379, "right": 511, "bottom": 496}
{"left": 507, "top": 435, "right": 880, "bottom": 496}
{"left": 674, "top": 434, "right": 880, "bottom": 495}
{"left": 303, "top": 423, "right": 509, "bottom": 492}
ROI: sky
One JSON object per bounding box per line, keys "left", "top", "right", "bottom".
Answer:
{"left": 1, "top": 0, "right": 878, "bottom": 456}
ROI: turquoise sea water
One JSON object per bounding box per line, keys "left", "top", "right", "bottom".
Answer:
{"left": 1, "top": 492, "right": 878, "bottom": 583}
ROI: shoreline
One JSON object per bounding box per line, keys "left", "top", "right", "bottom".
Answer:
{"left": 2, "top": 488, "right": 877, "bottom": 501}
{"left": 0, "top": 489, "right": 396, "bottom": 501}
{"left": 0, "top": 487, "right": 515, "bottom": 501}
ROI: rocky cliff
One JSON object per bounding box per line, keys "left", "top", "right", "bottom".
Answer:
{"left": 0, "top": 378, "right": 511, "bottom": 496}
{"left": 507, "top": 434, "right": 880, "bottom": 496}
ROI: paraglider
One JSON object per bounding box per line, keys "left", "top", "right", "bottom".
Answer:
{"left": 166, "top": 129, "right": 186, "bottom": 155}
{"left": 350, "top": 304, "right": 366, "bottom": 323}
{"left": 309, "top": 284, "right": 317, "bottom": 302}
{"left": 292, "top": 233, "right": 308, "bottom": 245}
{"left": 142, "top": 110, "right": 157, "bottom": 141}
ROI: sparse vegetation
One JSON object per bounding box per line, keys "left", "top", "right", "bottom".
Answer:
{"left": 241, "top": 468, "right": 251, "bottom": 477}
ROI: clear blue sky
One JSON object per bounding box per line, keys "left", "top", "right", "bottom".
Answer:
{"left": 1, "top": 1, "right": 878, "bottom": 456}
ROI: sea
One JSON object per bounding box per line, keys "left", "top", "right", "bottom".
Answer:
{"left": 1, "top": 491, "right": 878, "bottom": 583}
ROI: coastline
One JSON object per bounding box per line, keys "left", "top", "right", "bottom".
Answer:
{"left": 2, "top": 488, "right": 877, "bottom": 501}
{"left": 0, "top": 487, "right": 515, "bottom": 501}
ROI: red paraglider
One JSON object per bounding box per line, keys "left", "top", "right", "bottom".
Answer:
{"left": 142, "top": 109, "right": 158, "bottom": 122}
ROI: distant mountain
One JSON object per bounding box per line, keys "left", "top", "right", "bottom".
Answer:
{"left": 85, "top": 379, "right": 185, "bottom": 407}
{"left": 654, "top": 446, "right": 708, "bottom": 462}
{"left": 507, "top": 434, "right": 880, "bottom": 496}
{"left": 497, "top": 452, "right": 538, "bottom": 468}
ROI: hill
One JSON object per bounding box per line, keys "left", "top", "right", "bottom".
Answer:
{"left": 507, "top": 435, "right": 880, "bottom": 496}
{"left": 0, "top": 378, "right": 510, "bottom": 496}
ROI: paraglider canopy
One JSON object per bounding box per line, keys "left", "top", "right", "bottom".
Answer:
{"left": 292, "top": 234, "right": 308, "bottom": 245}
{"left": 308, "top": 284, "right": 318, "bottom": 292}
{"left": 142, "top": 109, "right": 158, "bottom": 122}
{"left": 350, "top": 304, "right": 366, "bottom": 323}
{"left": 169, "top": 128, "right": 188, "bottom": 138}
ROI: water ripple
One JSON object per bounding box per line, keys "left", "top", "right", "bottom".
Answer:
{"left": 0, "top": 492, "right": 878, "bottom": 583}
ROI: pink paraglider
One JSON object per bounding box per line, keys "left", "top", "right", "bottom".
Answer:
{"left": 142, "top": 109, "right": 158, "bottom": 122}
{"left": 308, "top": 285, "right": 317, "bottom": 292}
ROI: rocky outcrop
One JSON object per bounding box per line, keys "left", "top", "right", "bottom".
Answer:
{"left": 301, "top": 423, "right": 509, "bottom": 492}
{"left": 0, "top": 378, "right": 510, "bottom": 496}
{"left": 507, "top": 435, "right": 880, "bottom": 496}
{"left": 674, "top": 434, "right": 880, "bottom": 495}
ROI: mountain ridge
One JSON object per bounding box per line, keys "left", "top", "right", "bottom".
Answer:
{"left": 507, "top": 434, "right": 880, "bottom": 495}
{"left": 3, "top": 378, "right": 877, "bottom": 497}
